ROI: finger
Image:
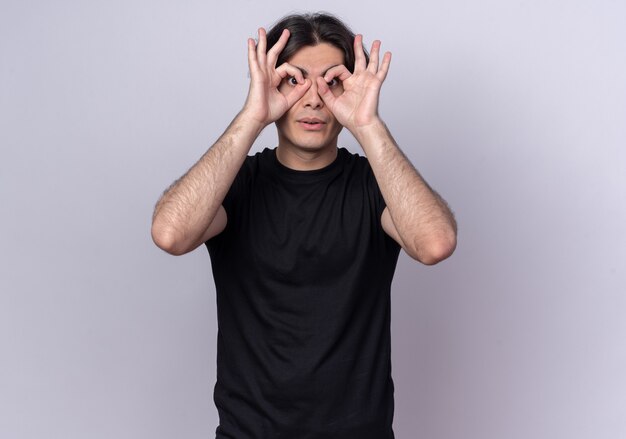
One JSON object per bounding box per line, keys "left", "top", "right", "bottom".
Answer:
{"left": 247, "top": 38, "right": 260, "bottom": 74}
{"left": 367, "top": 40, "right": 381, "bottom": 73}
{"left": 267, "top": 29, "right": 290, "bottom": 67}
{"left": 275, "top": 62, "right": 305, "bottom": 85}
{"left": 316, "top": 77, "right": 338, "bottom": 108}
{"left": 323, "top": 64, "right": 352, "bottom": 83}
{"left": 353, "top": 34, "right": 367, "bottom": 72}
{"left": 256, "top": 28, "right": 267, "bottom": 66}
{"left": 376, "top": 51, "right": 392, "bottom": 82}
{"left": 284, "top": 79, "right": 312, "bottom": 108}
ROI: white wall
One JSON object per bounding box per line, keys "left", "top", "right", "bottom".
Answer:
{"left": 1, "top": 0, "right": 624, "bottom": 438}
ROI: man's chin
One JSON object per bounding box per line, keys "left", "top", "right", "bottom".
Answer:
{"left": 290, "top": 142, "right": 336, "bottom": 152}
{"left": 277, "top": 125, "right": 342, "bottom": 151}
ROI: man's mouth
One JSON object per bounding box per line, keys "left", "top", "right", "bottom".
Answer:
{"left": 299, "top": 118, "right": 325, "bottom": 124}
{"left": 298, "top": 118, "right": 326, "bottom": 130}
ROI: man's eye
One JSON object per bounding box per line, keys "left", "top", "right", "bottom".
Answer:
{"left": 288, "top": 76, "right": 298, "bottom": 85}
{"left": 327, "top": 78, "right": 339, "bottom": 87}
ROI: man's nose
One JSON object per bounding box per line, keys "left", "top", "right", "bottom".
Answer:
{"left": 303, "top": 78, "right": 324, "bottom": 109}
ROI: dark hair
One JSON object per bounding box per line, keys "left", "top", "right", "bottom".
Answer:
{"left": 266, "top": 12, "right": 369, "bottom": 73}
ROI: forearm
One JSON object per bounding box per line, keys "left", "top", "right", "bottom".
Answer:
{"left": 354, "top": 119, "right": 457, "bottom": 262}
{"left": 151, "top": 111, "right": 264, "bottom": 254}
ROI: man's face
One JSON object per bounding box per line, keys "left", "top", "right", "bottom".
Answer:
{"left": 276, "top": 43, "right": 345, "bottom": 152}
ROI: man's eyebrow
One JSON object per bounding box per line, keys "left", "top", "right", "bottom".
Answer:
{"left": 293, "top": 64, "right": 341, "bottom": 78}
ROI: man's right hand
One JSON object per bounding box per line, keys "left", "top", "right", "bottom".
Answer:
{"left": 152, "top": 28, "right": 310, "bottom": 256}
{"left": 242, "top": 28, "right": 311, "bottom": 126}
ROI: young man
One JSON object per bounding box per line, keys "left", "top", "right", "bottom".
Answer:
{"left": 151, "top": 12, "right": 456, "bottom": 439}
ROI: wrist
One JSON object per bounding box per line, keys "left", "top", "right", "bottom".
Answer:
{"left": 236, "top": 108, "right": 269, "bottom": 135}
{"left": 350, "top": 117, "right": 387, "bottom": 144}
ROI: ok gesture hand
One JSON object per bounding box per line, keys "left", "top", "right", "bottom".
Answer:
{"left": 243, "top": 28, "right": 311, "bottom": 127}
{"left": 316, "top": 35, "right": 391, "bottom": 133}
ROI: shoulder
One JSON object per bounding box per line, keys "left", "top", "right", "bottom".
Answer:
{"left": 236, "top": 147, "right": 275, "bottom": 178}
{"left": 244, "top": 147, "right": 272, "bottom": 167}
{"left": 338, "top": 146, "right": 363, "bottom": 162}
{"left": 338, "top": 147, "right": 371, "bottom": 171}
{"left": 337, "top": 147, "right": 377, "bottom": 184}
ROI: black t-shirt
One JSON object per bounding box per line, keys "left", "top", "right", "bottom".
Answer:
{"left": 206, "top": 147, "right": 401, "bottom": 439}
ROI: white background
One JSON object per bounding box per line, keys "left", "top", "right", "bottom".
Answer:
{"left": 1, "top": 0, "right": 625, "bottom": 438}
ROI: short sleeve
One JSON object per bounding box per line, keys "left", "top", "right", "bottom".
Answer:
{"left": 362, "top": 157, "right": 401, "bottom": 253}
{"left": 205, "top": 155, "right": 254, "bottom": 250}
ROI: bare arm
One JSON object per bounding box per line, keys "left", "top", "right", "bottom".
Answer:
{"left": 317, "top": 35, "right": 456, "bottom": 264}
{"left": 355, "top": 121, "right": 457, "bottom": 264}
{"left": 151, "top": 28, "right": 311, "bottom": 255}
{"left": 151, "top": 113, "right": 263, "bottom": 255}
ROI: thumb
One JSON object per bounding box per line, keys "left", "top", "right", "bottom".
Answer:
{"left": 284, "top": 79, "right": 312, "bottom": 108}
{"left": 316, "top": 77, "right": 337, "bottom": 109}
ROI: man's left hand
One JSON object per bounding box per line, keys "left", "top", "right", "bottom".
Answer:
{"left": 316, "top": 35, "right": 391, "bottom": 134}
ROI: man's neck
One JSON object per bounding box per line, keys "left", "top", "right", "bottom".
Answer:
{"left": 275, "top": 144, "right": 338, "bottom": 171}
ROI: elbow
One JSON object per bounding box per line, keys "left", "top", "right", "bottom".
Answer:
{"left": 151, "top": 222, "right": 189, "bottom": 256}
{"left": 409, "top": 230, "right": 457, "bottom": 266}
